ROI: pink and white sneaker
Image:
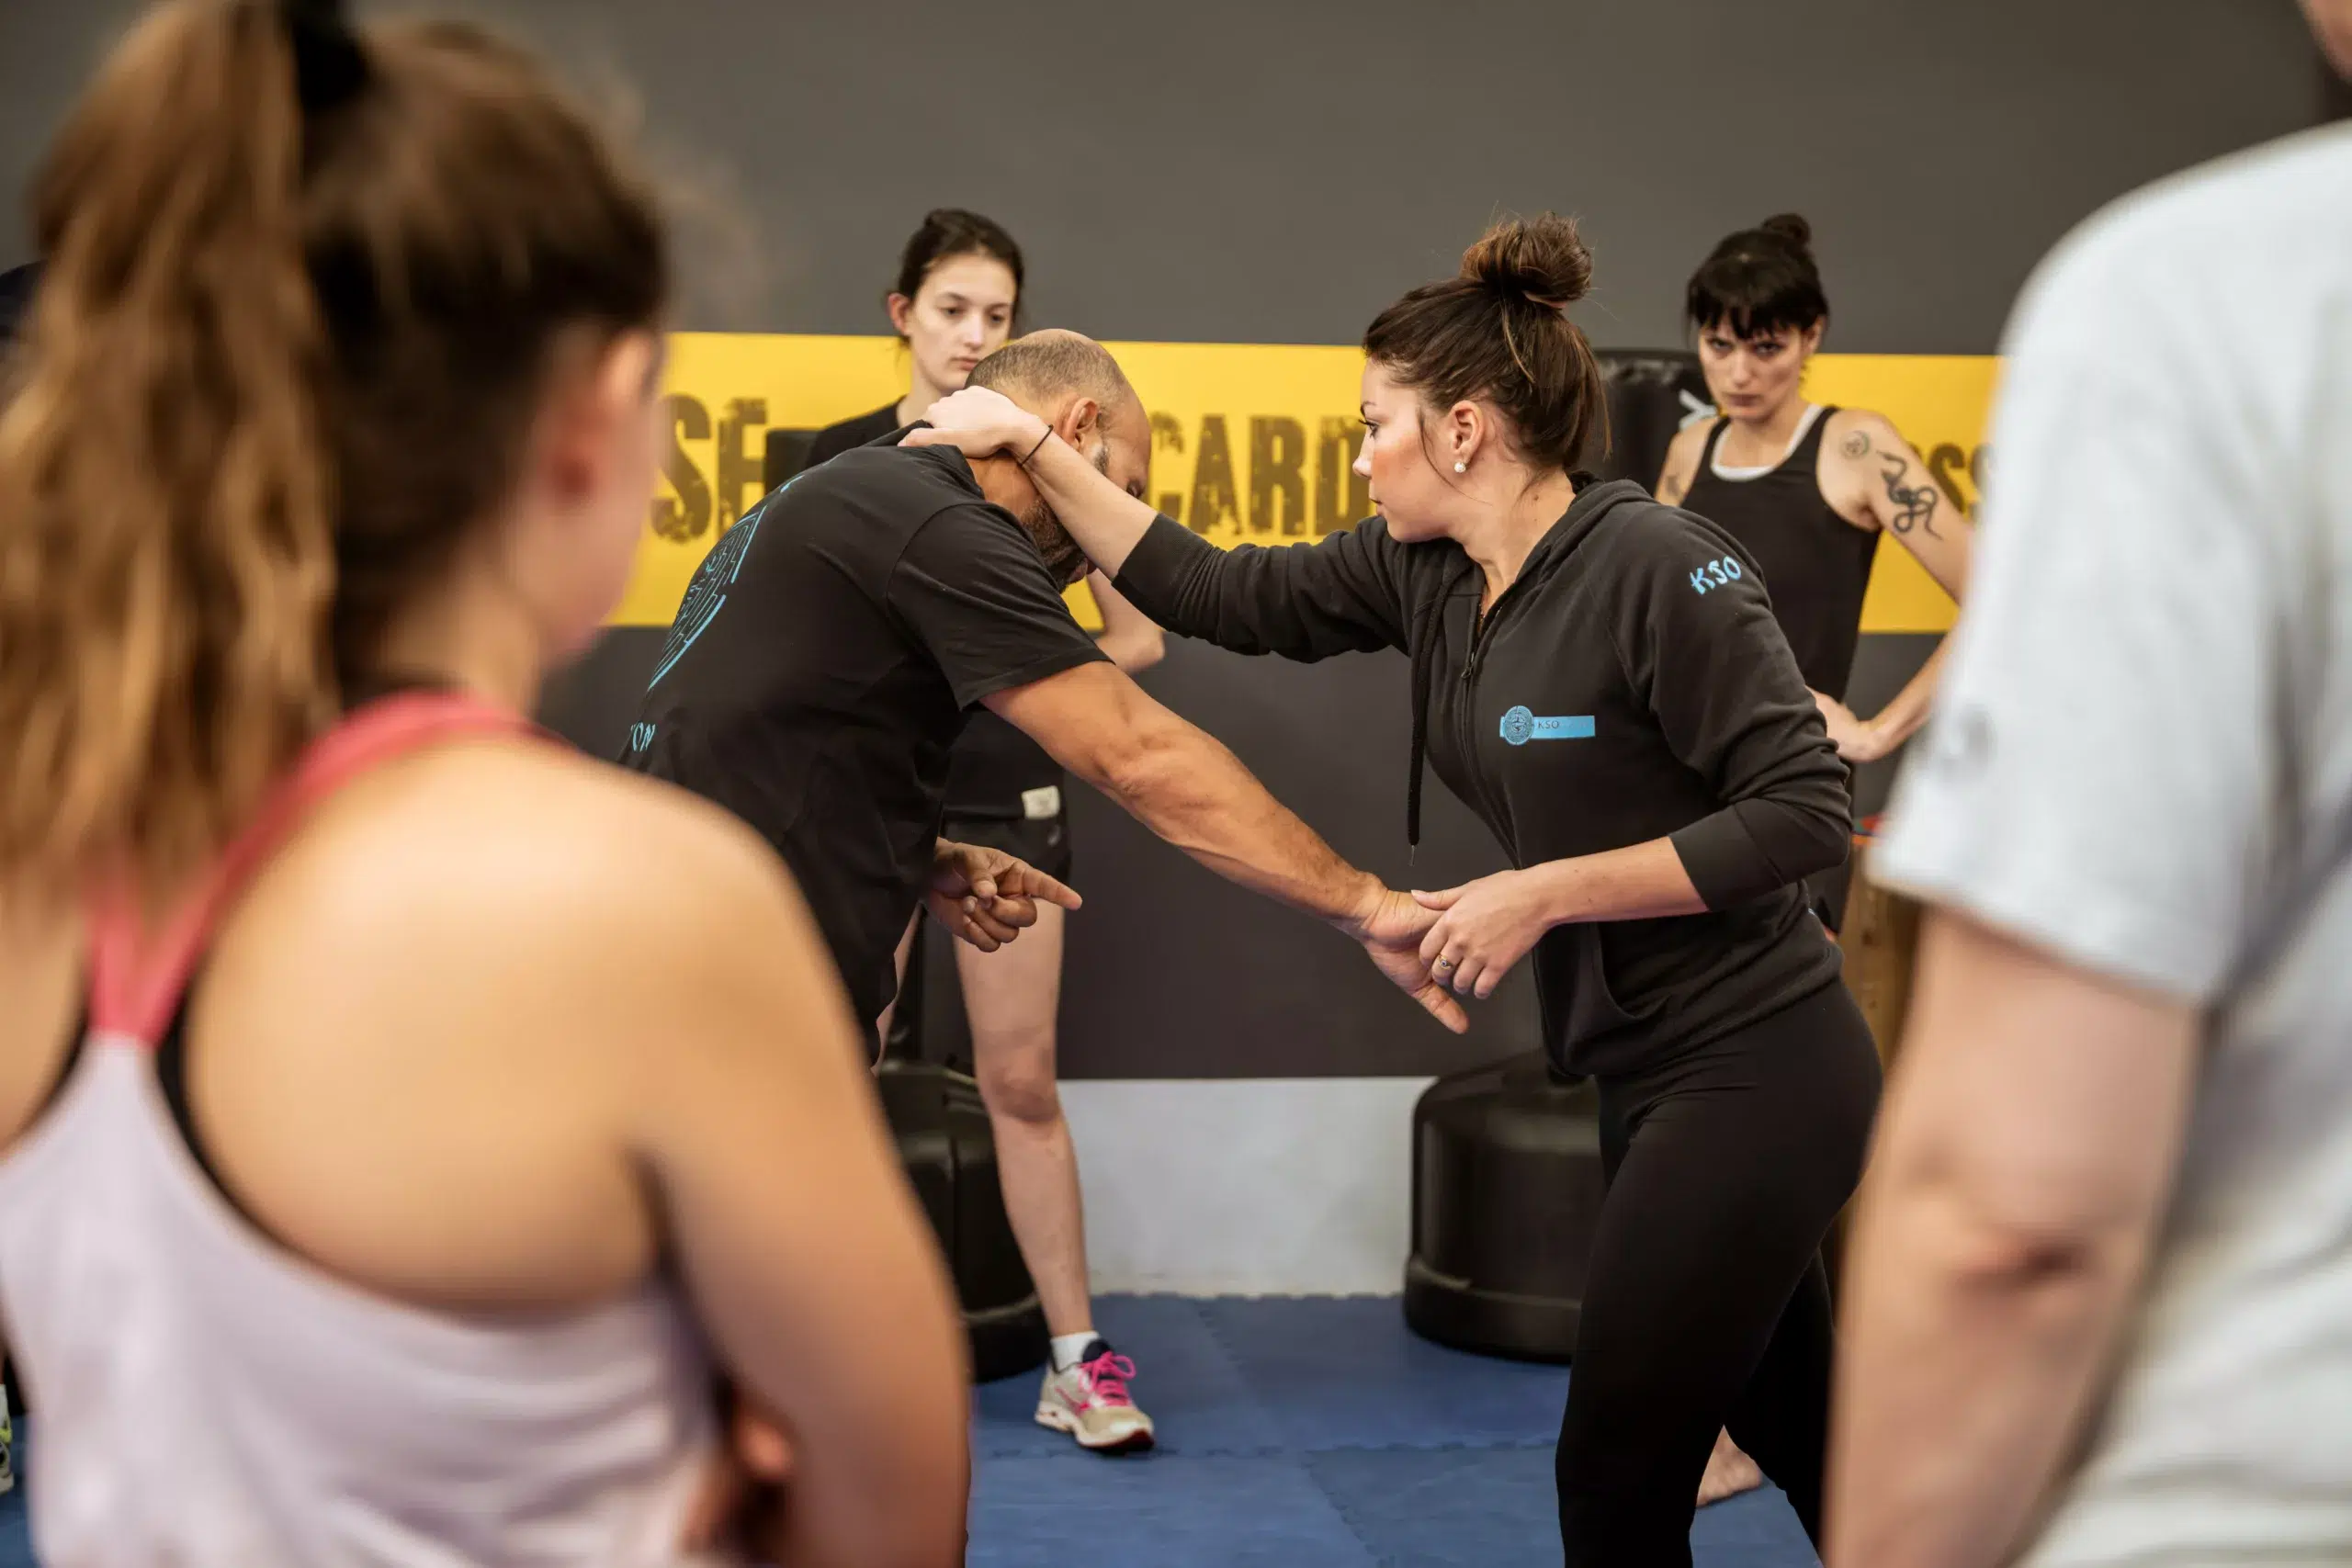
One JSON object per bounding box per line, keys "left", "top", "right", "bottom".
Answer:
{"left": 1035, "top": 1338, "right": 1156, "bottom": 1454}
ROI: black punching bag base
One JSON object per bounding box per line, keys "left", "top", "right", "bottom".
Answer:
{"left": 1403, "top": 1256, "right": 1582, "bottom": 1366}
{"left": 1403, "top": 1049, "right": 1607, "bottom": 1364}
{"left": 875, "top": 1059, "right": 1050, "bottom": 1382}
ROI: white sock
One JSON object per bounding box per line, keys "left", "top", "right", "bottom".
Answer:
{"left": 1050, "top": 1331, "right": 1100, "bottom": 1371}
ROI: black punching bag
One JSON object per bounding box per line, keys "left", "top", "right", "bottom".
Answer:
{"left": 875, "top": 1056, "right": 1050, "bottom": 1382}
{"left": 1592, "top": 349, "right": 1713, "bottom": 491}
{"left": 1404, "top": 1050, "right": 1607, "bottom": 1361}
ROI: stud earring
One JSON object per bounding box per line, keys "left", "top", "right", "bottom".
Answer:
{"left": 1453, "top": 460, "right": 1467, "bottom": 473}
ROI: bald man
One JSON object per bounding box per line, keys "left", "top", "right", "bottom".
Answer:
{"left": 620, "top": 332, "right": 1457, "bottom": 1453}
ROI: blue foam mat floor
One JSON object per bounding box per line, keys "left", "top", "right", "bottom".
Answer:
{"left": 969, "top": 1296, "right": 1816, "bottom": 1568}
{"left": 0, "top": 1295, "right": 1819, "bottom": 1567}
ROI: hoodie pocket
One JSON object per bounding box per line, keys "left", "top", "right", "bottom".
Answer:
{"left": 1536, "top": 922, "right": 1653, "bottom": 1071}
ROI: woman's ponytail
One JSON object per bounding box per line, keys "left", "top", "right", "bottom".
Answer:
{"left": 0, "top": 0, "right": 667, "bottom": 904}
{"left": 0, "top": 0, "right": 342, "bottom": 900}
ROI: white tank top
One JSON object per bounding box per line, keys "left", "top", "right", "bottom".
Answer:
{"left": 0, "top": 694, "right": 728, "bottom": 1568}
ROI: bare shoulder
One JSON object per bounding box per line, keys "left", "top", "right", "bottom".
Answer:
{"left": 1664, "top": 419, "right": 1714, "bottom": 465}
{"left": 237, "top": 740, "right": 819, "bottom": 1029}
{"left": 1819, "top": 407, "right": 1917, "bottom": 525}
{"left": 0, "top": 883, "right": 84, "bottom": 1150}
{"left": 1655, "top": 419, "right": 1713, "bottom": 503}
{"left": 404, "top": 743, "right": 788, "bottom": 923}
{"left": 1824, "top": 406, "right": 1909, "bottom": 466}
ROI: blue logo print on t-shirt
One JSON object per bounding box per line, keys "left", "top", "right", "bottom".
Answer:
{"left": 646, "top": 495, "right": 775, "bottom": 692}
{"left": 1499, "top": 706, "right": 1596, "bottom": 746}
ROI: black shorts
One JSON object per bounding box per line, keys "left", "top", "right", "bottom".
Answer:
{"left": 940, "top": 805, "right": 1073, "bottom": 885}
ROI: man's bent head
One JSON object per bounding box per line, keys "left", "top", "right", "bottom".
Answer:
{"left": 967, "top": 330, "right": 1150, "bottom": 582}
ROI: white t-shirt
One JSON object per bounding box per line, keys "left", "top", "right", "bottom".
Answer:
{"left": 1877, "top": 121, "right": 2352, "bottom": 1568}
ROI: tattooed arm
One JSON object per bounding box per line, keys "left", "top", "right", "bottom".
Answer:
{"left": 1826, "top": 410, "right": 1973, "bottom": 578}
{"left": 1655, "top": 420, "right": 1712, "bottom": 507}
{"left": 1820, "top": 410, "right": 1975, "bottom": 762}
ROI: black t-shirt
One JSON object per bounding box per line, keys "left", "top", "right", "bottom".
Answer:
{"left": 804, "top": 402, "right": 901, "bottom": 469}
{"left": 808, "top": 405, "right": 1067, "bottom": 818}
{"left": 618, "top": 430, "right": 1107, "bottom": 1026}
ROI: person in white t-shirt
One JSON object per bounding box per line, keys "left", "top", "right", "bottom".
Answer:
{"left": 1826, "top": 6, "right": 2352, "bottom": 1565}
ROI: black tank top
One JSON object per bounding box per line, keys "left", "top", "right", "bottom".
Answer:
{"left": 1679, "top": 406, "right": 1878, "bottom": 701}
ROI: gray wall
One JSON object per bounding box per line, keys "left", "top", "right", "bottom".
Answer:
{"left": 1, "top": 2, "right": 2322, "bottom": 353}
{"left": 0, "top": 1, "right": 2329, "bottom": 1078}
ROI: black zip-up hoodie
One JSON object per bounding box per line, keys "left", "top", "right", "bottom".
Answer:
{"left": 1112, "top": 478, "right": 1850, "bottom": 1078}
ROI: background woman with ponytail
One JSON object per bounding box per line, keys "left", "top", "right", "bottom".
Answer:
{"left": 1657, "top": 215, "right": 1973, "bottom": 769}
{"left": 910, "top": 214, "right": 1882, "bottom": 1564}
{"left": 0, "top": 4, "right": 967, "bottom": 1563}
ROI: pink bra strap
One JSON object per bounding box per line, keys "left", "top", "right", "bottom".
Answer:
{"left": 87, "top": 692, "right": 542, "bottom": 1043}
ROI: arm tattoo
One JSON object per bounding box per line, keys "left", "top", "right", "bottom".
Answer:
{"left": 1879, "top": 454, "right": 1941, "bottom": 536}
{"left": 1658, "top": 470, "right": 1685, "bottom": 503}
{"left": 1840, "top": 428, "right": 1871, "bottom": 460}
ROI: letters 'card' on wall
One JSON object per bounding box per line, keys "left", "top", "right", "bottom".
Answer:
{"left": 625, "top": 333, "right": 1995, "bottom": 637}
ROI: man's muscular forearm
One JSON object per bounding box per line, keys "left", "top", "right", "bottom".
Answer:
{"left": 987, "top": 668, "right": 1382, "bottom": 935}
{"left": 1090, "top": 716, "right": 1383, "bottom": 933}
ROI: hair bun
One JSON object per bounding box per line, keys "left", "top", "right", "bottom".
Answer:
{"left": 1758, "top": 213, "right": 1813, "bottom": 252}
{"left": 1461, "top": 212, "right": 1592, "bottom": 311}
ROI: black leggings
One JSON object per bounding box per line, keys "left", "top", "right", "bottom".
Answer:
{"left": 1555, "top": 981, "right": 1882, "bottom": 1565}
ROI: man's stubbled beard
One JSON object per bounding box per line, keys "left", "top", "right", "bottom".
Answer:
{"left": 1017, "top": 439, "right": 1111, "bottom": 586}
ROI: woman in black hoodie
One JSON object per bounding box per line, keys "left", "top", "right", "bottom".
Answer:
{"left": 910, "top": 216, "right": 1881, "bottom": 1566}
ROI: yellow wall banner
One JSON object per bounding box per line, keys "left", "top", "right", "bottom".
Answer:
{"left": 626, "top": 334, "right": 1996, "bottom": 636}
